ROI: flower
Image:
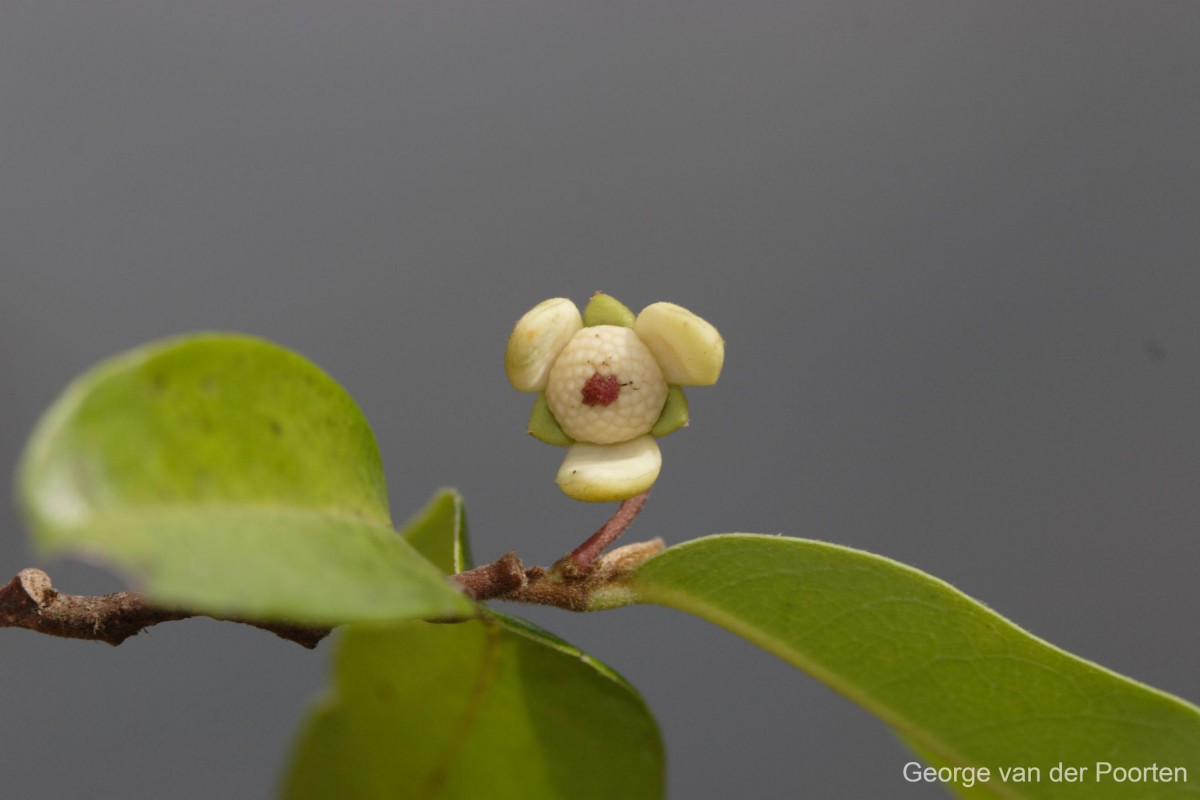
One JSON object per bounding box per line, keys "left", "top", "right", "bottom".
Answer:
{"left": 505, "top": 293, "right": 724, "bottom": 502}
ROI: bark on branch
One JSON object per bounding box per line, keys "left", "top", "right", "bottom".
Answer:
{"left": 2, "top": 489, "right": 658, "bottom": 648}
{"left": 0, "top": 568, "right": 329, "bottom": 649}
{"left": 449, "top": 538, "right": 663, "bottom": 611}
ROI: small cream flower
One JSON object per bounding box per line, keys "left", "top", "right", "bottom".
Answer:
{"left": 505, "top": 293, "right": 724, "bottom": 502}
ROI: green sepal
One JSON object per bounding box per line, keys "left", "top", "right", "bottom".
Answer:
{"left": 528, "top": 393, "right": 574, "bottom": 447}
{"left": 582, "top": 292, "right": 636, "bottom": 328}
{"left": 650, "top": 385, "right": 689, "bottom": 437}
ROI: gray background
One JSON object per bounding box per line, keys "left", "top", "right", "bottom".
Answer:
{"left": 2, "top": 2, "right": 1198, "bottom": 798}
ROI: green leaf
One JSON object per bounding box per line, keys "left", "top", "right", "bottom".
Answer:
{"left": 627, "top": 535, "right": 1200, "bottom": 799}
{"left": 401, "top": 488, "right": 473, "bottom": 574}
{"left": 899, "top": 735, "right": 1006, "bottom": 800}
{"left": 18, "top": 333, "right": 472, "bottom": 623}
{"left": 283, "top": 613, "right": 664, "bottom": 800}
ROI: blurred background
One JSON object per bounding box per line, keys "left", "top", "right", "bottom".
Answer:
{"left": 2, "top": 3, "right": 1198, "bottom": 797}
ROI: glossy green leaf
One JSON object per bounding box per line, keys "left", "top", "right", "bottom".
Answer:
{"left": 18, "top": 333, "right": 472, "bottom": 623}
{"left": 283, "top": 613, "right": 664, "bottom": 800}
{"left": 401, "top": 488, "right": 473, "bottom": 574}
{"left": 628, "top": 535, "right": 1200, "bottom": 799}
{"left": 900, "top": 735, "right": 1006, "bottom": 800}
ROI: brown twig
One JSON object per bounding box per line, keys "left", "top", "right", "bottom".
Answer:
{"left": 502, "top": 538, "right": 665, "bottom": 611}
{"left": 451, "top": 552, "right": 528, "bottom": 601}
{"left": 451, "top": 489, "right": 656, "bottom": 605}
{"left": 3, "top": 491, "right": 660, "bottom": 646}
{"left": 446, "top": 538, "right": 664, "bottom": 611}
{"left": 0, "top": 568, "right": 328, "bottom": 649}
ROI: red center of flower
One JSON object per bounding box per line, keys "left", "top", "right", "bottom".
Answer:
{"left": 581, "top": 372, "right": 621, "bottom": 406}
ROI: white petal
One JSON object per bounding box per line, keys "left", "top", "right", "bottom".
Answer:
{"left": 633, "top": 302, "right": 724, "bottom": 386}
{"left": 505, "top": 298, "right": 582, "bottom": 392}
{"left": 556, "top": 436, "right": 662, "bottom": 502}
